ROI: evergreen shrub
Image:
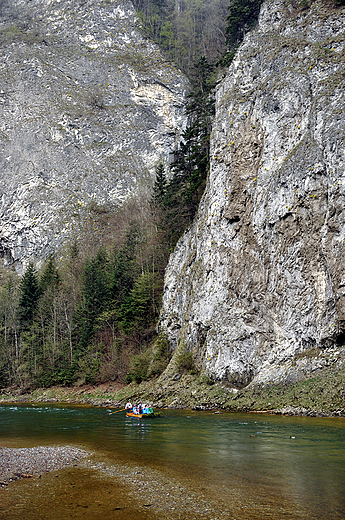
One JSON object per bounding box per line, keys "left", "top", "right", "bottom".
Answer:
{"left": 176, "top": 349, "right": 195, "bottom": 373}
{"left": 126, "top": 350, "right": 151, "bottom": 384}
{"left": 148, "top": 332, "right": 171, "bottom": 376}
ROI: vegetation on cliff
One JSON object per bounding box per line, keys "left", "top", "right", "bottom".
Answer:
{"left": 0, "top": 0, "right": 235, "bottom": 390}
{"left": 1, "top": 0, "right": 343, "bottom": 399}
{"left": 0, "top": 0, "right": 296, "bottom": 390}
{"left": 133, "top": 0, "right": 230, "bottom": 72}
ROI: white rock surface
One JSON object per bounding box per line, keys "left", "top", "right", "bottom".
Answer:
{"left": 0, "top": 0, "right": 188, "bottom": 269}
{"left": 160, "top": 0, "right": 345, "bottom": 387}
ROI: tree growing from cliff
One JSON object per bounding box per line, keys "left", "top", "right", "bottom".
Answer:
{"left": 220, "top": 0, "right": 264, "bottom": 65}
{"left": 159, "top": 56, "right": 216, "bottom": 247}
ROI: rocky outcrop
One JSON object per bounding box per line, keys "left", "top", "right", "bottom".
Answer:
{"left": 160, "top": 0, "right": 345, "bottom": 388}
{"left": 0, "top": 0, "right": 187, "bottom": 269}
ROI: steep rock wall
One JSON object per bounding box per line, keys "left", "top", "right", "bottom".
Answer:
{"left": 0, "top": 0, "right": 187, "bottom": 269}
{"left": 160, "top": 0, "right": 345, "bottom": 387}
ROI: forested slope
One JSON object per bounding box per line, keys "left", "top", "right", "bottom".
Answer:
{"left": 0, "top": 0, "right": 301, "bottom": 390}
{"left": 133, "top": 0, "right": 230, "bottom": 71}
{"left": 0, "top": 0, "right": 187, "bottom": 268}
{"left": 0, "top": 0, "right": 234, "bottom": 390}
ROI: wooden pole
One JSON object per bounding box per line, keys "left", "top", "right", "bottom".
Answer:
{"left": 109, "top": 408, "right": 126, "bottom": 415}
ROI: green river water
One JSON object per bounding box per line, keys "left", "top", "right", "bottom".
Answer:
{"left": 0, "top": 404, "right": 344, "bottom": 519}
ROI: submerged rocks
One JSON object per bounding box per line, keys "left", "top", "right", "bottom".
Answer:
{"left": 160, "top": 0, "right": 345, "bottom": 388}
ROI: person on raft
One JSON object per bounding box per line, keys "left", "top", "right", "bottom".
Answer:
{"left": 127, "top": 403, "right": 154, "bottom": 415}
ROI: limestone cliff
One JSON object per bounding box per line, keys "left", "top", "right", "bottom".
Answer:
{"left": 0, "top": 0, "right": 187, "bottom": 269}
{"left": 160, "top": 0, "right": 345, "bottom": 388}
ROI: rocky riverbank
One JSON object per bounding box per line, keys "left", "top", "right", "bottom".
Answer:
{"left": 0, "top": 446, "right": 240, "bottom": 519}
{"left": 1, "top": 355, "right": 344, "bottom": 417}
{"left": 77, "top": 458, "right": 231, "bottom": 519}
{"left": 0, "top": 446, "right": 89, "bottom": 488}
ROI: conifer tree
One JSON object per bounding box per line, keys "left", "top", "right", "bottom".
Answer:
{"left": 152, "top": 162, "right": 167, "bottom": 207}
{"left": 220, "top": 0, "right": 263, "bottom": 66}
{"left": 34, "top": 257, "right": 62, "bottom": 379}
{"left": 77, "top": 247, "right": 109, "bottom": 352}
{"left": 39, "top": 256, "right": 60, "bottom": 295}
{"left": 109, "top": 224, "right": 140, "bottom": 306}
{"left": 163, "top": 56, "right": 216, "bottom": 247}
{"left": 120, "top": 271, "right": 156, "bottom": 334}
{"left": 226, "top": 0, "right": 263, "bottom": 49}
{"left": 18, "top": 263, "right": 40, "bottom": 329}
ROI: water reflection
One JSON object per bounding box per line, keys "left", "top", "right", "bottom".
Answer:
{"left": 124, "top": 417, "right": 151, "bottom": 440}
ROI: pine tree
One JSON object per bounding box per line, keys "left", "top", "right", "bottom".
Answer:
{"left": 35, "top": 256, "right": 62, "bottom": 380}
{"left": 76, "top": 247, "right": 109, "bottom": 352}
{"left": 109, "top": 224, "right": 141, "bottom": 306}
{"left": 39, "top": 256, "right": 60, "bottom": 295}
{"left": 152, "top": 162, "right": 167, "bottom": 207}
{"left": 120, "top": 271, "right": 156, "bottom": 334}
{"left": 163, "top": 56, "right": 216, "bottom": 247}
{"left": 18, "top": 263, "right": 40, "bottom": 329}
{"left": 220, "top": 0, "right": 263, "bottom": 65}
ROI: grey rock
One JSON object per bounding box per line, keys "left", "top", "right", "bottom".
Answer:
{"left": 0, "top": 0, "right": 188, "bottom": 270}
{"left": 160, "top": 0, "right": 345, "bottom": 387}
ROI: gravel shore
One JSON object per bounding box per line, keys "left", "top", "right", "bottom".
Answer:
{"left": 0, "top": 446, "right": 228, "bottom": 519}
{"left": 78, "top": 458, "right": 230, "bottom": 519}
{"left": 0, "top": 446, "right": 89, "bottom": 487}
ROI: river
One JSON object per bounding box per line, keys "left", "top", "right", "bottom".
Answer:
{"left": 0, "top": 404, "right": 344, "bottom": 519}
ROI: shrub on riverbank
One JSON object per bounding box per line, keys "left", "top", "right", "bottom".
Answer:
{"left": 1, "top": 363, "right": 344, "bottom": 417}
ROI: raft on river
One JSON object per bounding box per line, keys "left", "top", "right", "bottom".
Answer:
{"left": 126, "top": 407, "right": 161, "bottom": 418}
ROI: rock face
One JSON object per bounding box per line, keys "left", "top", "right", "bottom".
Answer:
{"left": 0, "top": 0, "right": 187, "bottom": 269}
{"left": 160, "top": 0, "right": 345, "bottom": 388}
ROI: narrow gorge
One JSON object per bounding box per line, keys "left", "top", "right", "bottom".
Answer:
{"left": 0, "top": 0, "right": 344, "bottom": 414}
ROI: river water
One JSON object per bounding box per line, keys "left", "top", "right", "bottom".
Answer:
{"left": 0, "top": 404, "right": 344, "bottom": 519}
